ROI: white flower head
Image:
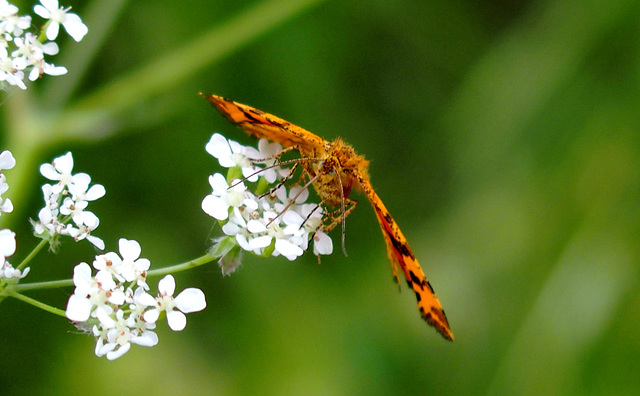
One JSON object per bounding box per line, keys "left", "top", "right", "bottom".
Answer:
{"left": 143, "top": 275, "right": 206, "bottom": 331}
{"left": 203, "top": 133, "right": 338, "bottom": 271}
{"left": 205, "top": 133, "right": 260, "bottom": 182}
{"left": 35, "top": 152, "right": 105, "bottom": 249}
{"left": 34, "top": 0, "right": 88, "bottom": 42}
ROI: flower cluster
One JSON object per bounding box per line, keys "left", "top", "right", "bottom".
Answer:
{"left": 0, "top": 150, "right": 28, "bottom": 282}
{"left": 33, "top": 152, "right": 105, "bottom": 250}
{"left": 66, "top": 238, "right": 207, "bottom": 360}
{"left": 202, "top": 133, "right": 334, "bottom": 275}
{"left": 0, "top": 0, "right": 87, "bottom": 90}
{"left": 0, "top": 150, "right": 15, "bottom": 216}
{"left": 0, "top": 228, "right": 28, "bottom": 281}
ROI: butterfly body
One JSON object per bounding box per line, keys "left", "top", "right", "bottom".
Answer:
{"left": 202, "top": 93, "right": 453, "bottom": 341}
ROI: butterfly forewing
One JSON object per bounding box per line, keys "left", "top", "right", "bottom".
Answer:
{"left": 359, "top": 177, "right": 453, "bottom": 340}
{"left": 202, "top": 94, "right": 329, "bottom": 155}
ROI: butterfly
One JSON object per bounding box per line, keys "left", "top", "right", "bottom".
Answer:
{"left": 202, "top": 93, "right": 453, "bottom": 341}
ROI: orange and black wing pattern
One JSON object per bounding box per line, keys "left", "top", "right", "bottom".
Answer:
{"left": 359, "top": 177, "right": 453, "bottom": 341}
{"left": 201, "top": 94, "right": 330, "bottom": 155}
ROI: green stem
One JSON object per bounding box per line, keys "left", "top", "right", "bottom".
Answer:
{"left": 5, "top": 291, "right": 67, "bottom": 318}
{"left": 14, "top": 278, "right": 74, "bottom": 292}
{"left": 15, "top": 253, "right": 215, "bottom": 292}
{"left": 16, "top": 239, "right": 48, "bottom": 271}
{"left": 146, "top": 254, "right": 215, "bottom": 278}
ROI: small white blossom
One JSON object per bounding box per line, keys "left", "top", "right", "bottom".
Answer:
{"left": 242, "top": 138, "right": 285, "bottom": 183}
{"left": 0, "top": 228, "right": 25, "bottom": 280}
{"left": 34, "top": 0, "right": 87, "bottom": 42}
{"left": 34, "top": 152, "right": 105, "bottom": 249}
{"left": 0, "top": 150, "right": 15, "bottom": 216}
{"left": 201, "top": 173, "right": 249, "bottom": 221}
{"left": 39, "top": 151, "right": 74, "bottom": 192}
{"left": 143, "top": 275, "right": 206, "bottom": 331}
{"left": 205, "top": 133, "right": 261, "bottom": 182}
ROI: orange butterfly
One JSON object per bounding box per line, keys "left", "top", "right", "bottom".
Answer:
{"left": 202, "top": 93, "right": 453, "bottom": 341}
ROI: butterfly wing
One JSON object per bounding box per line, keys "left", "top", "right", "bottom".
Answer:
{"left": 359, "top": 176, "right": 454, "bottom": 341}
{"left": 202, "top": 94, "right": 330, "bottom": 155}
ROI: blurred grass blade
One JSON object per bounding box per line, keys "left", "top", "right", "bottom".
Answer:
{"left": 53, "top": 0, "right": 326, "bottom": 141}
{"left": 41, "top": 0, "right": 130, "bottom": 107}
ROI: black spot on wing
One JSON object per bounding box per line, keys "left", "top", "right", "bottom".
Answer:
{"left": 409, "top": 270, "right": 422, "bottom": 289}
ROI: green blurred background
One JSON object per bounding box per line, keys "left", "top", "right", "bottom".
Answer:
{"left": 1, "top": 0, "right": 640, "bottom": 394}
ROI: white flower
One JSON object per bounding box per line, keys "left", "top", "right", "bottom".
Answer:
{"left": 0, "top": 12, "right": 31, "bottom": 36}
{"left": 0, "top": 227, "right": 28, "bottom": 280}
{"left": 312, "top": 231, "right": 333, "bottom": 255}
{"left": 65, "top": 211, "right": 105, "bottom": 249}
{"left": 143, "top": 275, "right": 206, "bottom": 331}
{"left": 242, "top": 138, "right": 285, "bottom": 183}
{"left": 66, "top": 262, "right": 126, "bottom": 322}
{"left": 0, "top": 228, "right": 24, "bottom": 280}
{"left": 91, "top": 238, "right": 149, "bottom": 287}
{"left": 205, "top": 133, "right": 260, "bottom": 182}
{"left": 0, "top": 46, "right": 26, "bottom": 89}
{"left": 0, "top": 228, "right": 15, "bottom": 262}
{"left": 34, "top": 0, "right": 88, "bottom": 42}
{"left": 0, "top": 150, "right": 16, "bottom": 170}
{"left": 39, "top": 151, "right": 74, "bottom": 193}
{"left": 68, "top": 173, "right": 105, "bottom": 202}
{"left": 201, "top": 173, "right": 250, "bottom": 221}
{"left": 116, "top": 238, "right": 150, "bottom": 287}
{"left": 35, "top": 152, "right": 105, "bottom": 248}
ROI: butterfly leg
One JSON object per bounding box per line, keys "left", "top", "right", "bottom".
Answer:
{"left": 322, "top": 198, "right": 358, "bottom": 234}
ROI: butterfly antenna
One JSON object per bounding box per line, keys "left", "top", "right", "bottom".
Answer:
{"left": 229, "top": 157, "right": 322, "bottom": 189}
{"left": 334, "top": 168, "right": 348, "bottom": 256}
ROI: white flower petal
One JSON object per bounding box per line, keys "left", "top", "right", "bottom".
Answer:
{"left": 158, "top": 275, "right": 176, "bottom": 296}
{"left": 143, "top": 309, "right": 160, "bottom": 323}
{"left": 106, "top": 342, "right": 130, "bottom": 360}
{"left": 313, "top": 231, "right": 333, "bottom": 255}
{"left": 275, "top": 239, "right": 303, "bottom": 259}
{"left": 66, "top": 294, "right": 92, "bottom": 321}
{"left": 0, "top": 151, "right": 16, "bottom": 170}
{"left": 62, "top": 13, "right": 88, "bottom": 42}
{"left": 33, "top": 4, "right": 51, "bottom": 18}
{"left": 246, "top": 219, "right": 267, "bottom": 233}
{"left": 40, "top": 0, "right": 60, "bottom": 12}
{"left": 131, "top": 331, "right": 158, "bottom": 347}
{"left": 119, "top": 238, "right": 141, "bottom": 260}
{"left": 84, "top": 184, "right": 106, "bottom": 201}
{"left": 136, "top": 292, "right": 157, "bottom": 307}
{"left": 174, "top": 288, "right": 206, "bottom": 313}
{"left": 166, "top": 310, "right": 187, "bottom": 331}
{"left": 39, "top": 163, "right": 59, "bottom": 180}
{"left": 248, "top": 235, "right": 272, "bottom": 249}
{"left": 0, "top": 229, "right": 16, "bottom": 258}
{"left": 202, "top": 195, "right": 229, "bottom": 220}
{"left": 44, "top": 21, "right": 59, "bottom": 40}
